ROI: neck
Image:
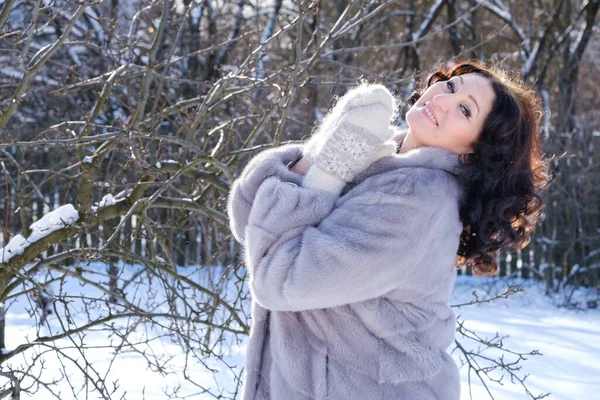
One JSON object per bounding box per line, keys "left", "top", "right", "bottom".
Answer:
{"left": 398, "top": 132, "right": 421, "bottom": 154}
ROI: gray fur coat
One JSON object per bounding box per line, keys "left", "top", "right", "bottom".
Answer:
{"left": 227, "top": 132, "right": 465, "bottom": 400}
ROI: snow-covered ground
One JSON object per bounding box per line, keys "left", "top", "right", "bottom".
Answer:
{"left": 451, "top": 276, "right": 600, "bottom": 400}
{"left": 3, "top": 265, "right": 599, "bottom": 400}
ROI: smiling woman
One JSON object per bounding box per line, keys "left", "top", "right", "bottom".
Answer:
{"left": 402, "top": 61, "right": 551, "bottom": 275}
{"left": 402, "top": 73, "right": 495, "bottom": 155}
{"left": 227, "top": 60, "right": 551, "bottom": 400}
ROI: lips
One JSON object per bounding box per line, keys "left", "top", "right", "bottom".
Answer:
{"left": 423, "top": 104, "right": 439, "bottom": 126}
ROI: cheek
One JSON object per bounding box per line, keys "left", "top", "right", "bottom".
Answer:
{"left": 405, "top": 108, "right": 421, "bottom": 127}
{"left": 448, "top": 123, "right": 479, "bottom": 146}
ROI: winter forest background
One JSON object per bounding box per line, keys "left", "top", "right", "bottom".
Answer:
{"left": 0, "top": 0, "right": 599, "bottom": 399}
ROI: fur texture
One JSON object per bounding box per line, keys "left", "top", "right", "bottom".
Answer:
{"left": 227, "top": 131, "right": 466, "bottom": 400}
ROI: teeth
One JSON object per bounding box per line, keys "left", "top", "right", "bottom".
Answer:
{"left": 425, "top": 107, "right": 438, "bottom": 125}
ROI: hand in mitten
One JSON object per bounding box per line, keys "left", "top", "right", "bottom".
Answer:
{"left": 302, "top": 83, "right": 397, "bottom": 195}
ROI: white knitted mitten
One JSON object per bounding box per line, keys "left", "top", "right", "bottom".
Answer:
{"left": 302, "top": 83, "right": 396, "bottom": 194}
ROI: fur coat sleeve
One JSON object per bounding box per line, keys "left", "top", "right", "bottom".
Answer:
{"left": 227, "top": 144, "right": 303, "bottom": 244}
{"left": 243, "top": 162, "right": 461, "bottom": 312}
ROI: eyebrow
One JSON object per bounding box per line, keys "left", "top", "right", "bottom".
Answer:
{"left": 459, "top": 75, "right": 480, "bottom": 117}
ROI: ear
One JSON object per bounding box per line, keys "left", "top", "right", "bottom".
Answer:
{"left": 459, "top": 153, "right": 476, "bottom": 164}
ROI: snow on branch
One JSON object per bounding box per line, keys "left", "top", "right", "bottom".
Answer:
{"left": 91, "top": 194, "right": 117, "bottom": 212}
{"left": 414, "top": 0, "right": 445, "bottom": 40}
{"left": 0, "top": 235, "right": 27, "bottom": 264}
{"left": 255, "top": 0, "right": 283, "bottom": 80}
{"left": 0, "top": 205, "right": 79, "bottom": 264}
{"left": 482, "top": 1, "right": 531, "bottom": 56}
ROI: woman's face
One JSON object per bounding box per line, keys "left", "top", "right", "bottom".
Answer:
{"left": 404, "top": 73, "right": 496, "bottom": 155}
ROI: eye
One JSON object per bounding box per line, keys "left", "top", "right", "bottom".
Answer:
{"left": 461, "top": 105, "right": 471, "bottom": 118}
{"left": 446, "top": 80, "right": 455, "bottom": 93}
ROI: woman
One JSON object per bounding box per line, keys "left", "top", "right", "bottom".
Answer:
{"left": 227, "top": 61, "right": 550, "bottom": 400}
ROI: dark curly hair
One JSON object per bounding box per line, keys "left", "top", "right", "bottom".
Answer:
{"left": 405, "top": 61, "right": 551, "bottom": 276}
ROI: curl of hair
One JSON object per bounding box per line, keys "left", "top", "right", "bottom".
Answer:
{"left": 405, "top": 61, "right": 551, "bottom": 276}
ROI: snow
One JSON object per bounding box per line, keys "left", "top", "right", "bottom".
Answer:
{"left": 32, "top": 74, "right": 60, "bottom": 86}
{"left": 82, "top": 7, "right": 104, "bottom": 43}
{"left": 2, "top": 262, "right": 246, "bottom": 398}
{"left": 1, "top": 265, "right": 599, "bottom": 399}
{"left": 0, "top": 234, "right": 28, "bottom": 263}
{"left": 67, "top": 45, "right": 88, "bottom": 67}
{"left": 156, "top": 159, "right": 178, "bottom": 169}
{"left": 98, "top": 194, "right": 116, "bottom": 208}
{"left": 536, "top": 236, "right": 561, "bottom": 245}
{"left": 222, "top": 64, "right": 239, "bottom": 73}
{"left": 0, "top": 67, "right": 25, "bottom": 79}
{"left": 585, "top": 248, "right": 600, "bottom": 260}
{"left": 82, "top": 156, "right": 93, "bottom": 163}
{"left": 91, "top": 194, "right": 118, "bottom": 212}
{"left": 451, "top": 276, "right": 600, "bottom": 400}
{"left": 1, "top": 205, "right": 79, "bottom": 263}
{"left": 28, "top": 204, "right": 79, "bottom": 243}
{"left": 174, "top": 0, "right": 187, "bottom": 15}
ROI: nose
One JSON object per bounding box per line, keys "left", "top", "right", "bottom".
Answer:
{"left": 431, "top": 93, "right": 453, "bottom": 112}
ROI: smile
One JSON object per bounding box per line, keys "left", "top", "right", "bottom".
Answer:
{"left": 423, "top": 105, "right": 438, "bottom": 126}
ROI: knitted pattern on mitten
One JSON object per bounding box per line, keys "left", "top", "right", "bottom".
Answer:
{"left": 302, "top": 84, "right": 396, "bottom": 193}
{"left": 311, "top": 125, "right": 384, "bottom": 181}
